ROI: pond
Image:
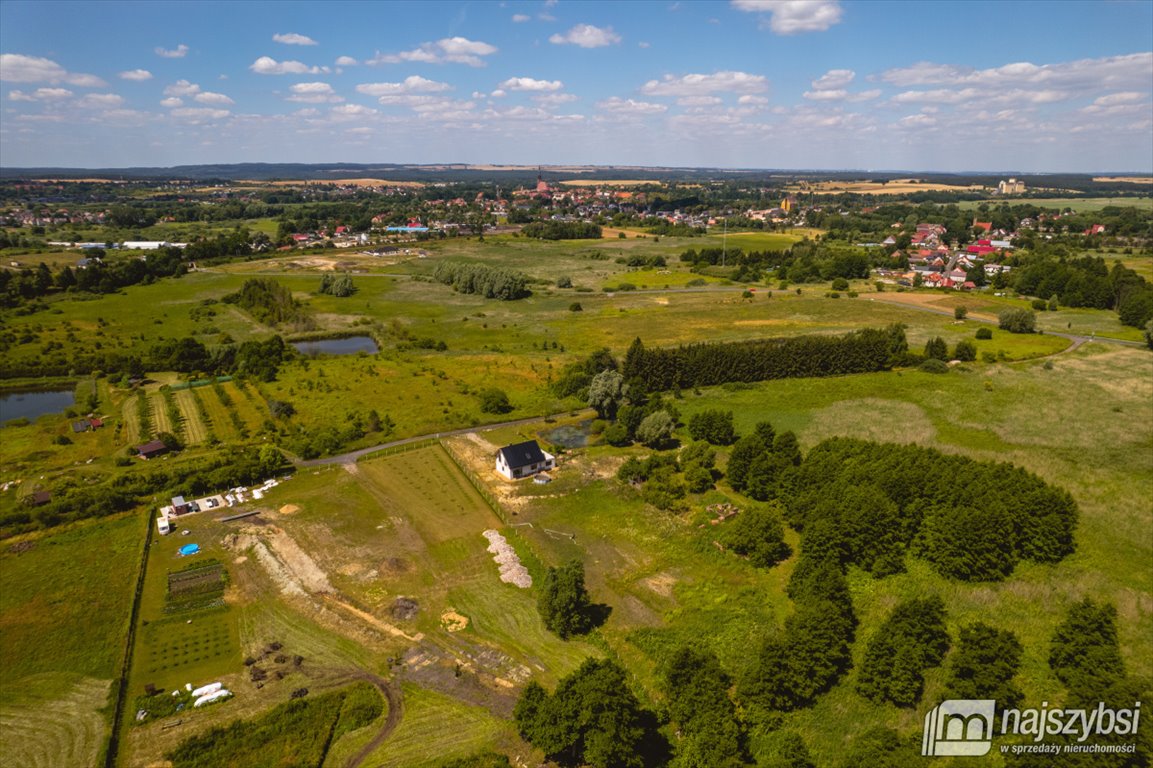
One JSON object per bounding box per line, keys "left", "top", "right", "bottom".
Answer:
{"left": 0, "top": 387, "right": 76, "bottom": 424}
{"left": 291, "top": 335, "right": 379, "bottom": 356}
{"left": 542, "top": 420, "right": 594, "bottom": 449}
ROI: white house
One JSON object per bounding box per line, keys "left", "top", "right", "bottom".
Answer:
{"left": 495, "top": 440, "right": 555, "bottom": 481}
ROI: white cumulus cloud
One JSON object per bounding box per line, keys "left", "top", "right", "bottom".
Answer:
{"left": 512, "top": 13, "right": 531, "bottom": 22}
{"left": 369, "top": 37, "right": 498, "bottom": 67}
{"left": 287, "top": 82, "right": 344, "bottom": 103}
{"left": 273, "top": 32, "right": 318, "bottom": 46}
{"left": 119, "top": 69, "right": 153, "bottom": 81}
{"left": 160, "top": 97, "right": 183, "bottom": 107}
{"left": 0, "top": 54, "right": 105, "bottom": 87}
{"left": 811, "top": 68, "right": 854, "bottom": 90}
{"left": 170, "top": 107, "right": 230, "bottom": 120}
{"left": 597, "top": 97, "right": 668, "bottom": 115}
{"left": 641, "top": 70, "right": 768, "bottom": 96}
{"left": 155, "top": 44, "right": 189, "bottom": 58}
{"left": 76, "top": 93, "right": 125, "bottom": 108}
{"left": 498, "top": 77, "right": 564, "bottom": 92}
{"left": 356, "top": 76, "right": 452, "bottom": 96}
{"left": 732, "top": 0, "right": 844, "bottom": 35}
{"left": 164, "top": 79, "right": 201, "bottom": 97}
{"left": 549, "top": 24, "right": 621, "bottom": 48}
{"left": 335, "top": 56, "right": 358, "bottom": 67}
{"left": 194, "top": 91, "right": 234, "bottom": 105}
{"left": 250, "top": 56, "right": 330, "bottom": 75}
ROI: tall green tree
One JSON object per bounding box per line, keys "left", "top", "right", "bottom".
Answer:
{"left": 944, "top": 622, "right": 1024, "bottom": 707}
{"left": 538, "top": 561, "right": 595, "bottom": 639}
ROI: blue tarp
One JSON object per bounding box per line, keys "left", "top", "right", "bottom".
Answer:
{"left": 179, "top": 543, "right": 200, "bottom": 556}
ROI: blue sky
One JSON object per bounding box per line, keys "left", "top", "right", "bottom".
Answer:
{"left": 1, "top": 0, "right": 1151, "bottom": 172}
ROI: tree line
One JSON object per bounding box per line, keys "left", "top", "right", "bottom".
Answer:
{"left": 520, "top": 220, "right": 603, "bottom": 240}
{"left": 619, "top": 325, "right": 905, "bottom": 392}
{"left": 0, "top": 248, "right": 187, "bottom": 308}
{"left": 3, "top": 444, "right": 287, "bottom": 535}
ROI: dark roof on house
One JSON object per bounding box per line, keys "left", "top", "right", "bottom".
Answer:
{"left": 26, "top": 490, "right": 52, "bottom": 506}
{"left": 137, "top": 439, "right": 167, "bottom": 456}
{"left": 497, "top": 440, "right": 547, "bottom": 469}
{"left": 72, "top": 419, "right": 90, "bottom": 433}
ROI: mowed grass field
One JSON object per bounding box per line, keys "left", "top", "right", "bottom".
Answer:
{"left": 956, "top": 196, "right": 1153, "bottom": 212}
{"left": 504, "top": 342, "right": 1152, "bottom": 767}
{"left": 0, "top": 513, "right": 145, "bottom": 768}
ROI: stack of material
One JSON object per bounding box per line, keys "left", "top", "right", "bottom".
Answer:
{"left": 482, "top": 529, "right": 532, "bottom": 588}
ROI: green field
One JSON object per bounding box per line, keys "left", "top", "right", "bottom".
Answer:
{"left": 501, "top": 342, "right": 1152, "bottom": 766}
{"left": 956, "top": 196, "right": 1153, "bottom": 212}
{"left": 2, "top": 212, "right": 1151, "bottom": 767}
{"left": 0, "top": 514, "right": 145, "bottom": 768}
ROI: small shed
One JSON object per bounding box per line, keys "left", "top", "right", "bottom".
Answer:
{"left": 495, "top": 440, "right": 555, "bottom": 481}
{"left": 71, "top": 419, "right": 91, "bottom": 433}
{"left": 137, "top": 440, "right": 168, "bottom": 459}
{"left": 24, "top": 490, "right": 52, "bottom": 507}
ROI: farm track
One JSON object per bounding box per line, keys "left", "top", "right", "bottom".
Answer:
{"left": 340, "top": 672, "right": 404, "bottom": 768}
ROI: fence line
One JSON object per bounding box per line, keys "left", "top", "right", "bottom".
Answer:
{"left": 356, "top": 437, "right": 439, "bottom": 463}
{"left": 438, "top": 440, "right": 509, "bottom": 526}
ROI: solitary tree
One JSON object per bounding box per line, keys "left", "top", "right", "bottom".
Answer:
{"left": 588, "top": 370, "right": 628, "bottom": 420}
{"left": 538, "top": 560, "right": 594, "bottom": 639}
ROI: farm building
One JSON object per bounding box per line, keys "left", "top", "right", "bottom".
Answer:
{"left": 495, "top": 440, "right": 555, "bottom": 481}
{"left": 136, "top": 440, "right": 168, "bottom": 459}
{"left": 23, "top": 490, "right": 51, "bottom": 507}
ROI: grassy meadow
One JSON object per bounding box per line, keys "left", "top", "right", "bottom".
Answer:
{"left": 495, "top": 342, "right": 1152, "bottom": 766}
{"left": 1, "top": 222, "right": 1150, "bottom": 766}
{"left": 0, "top": 513, "right": 145, "bottom": 768}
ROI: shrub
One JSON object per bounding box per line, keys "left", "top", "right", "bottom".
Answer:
{"left": 924, "top": 336, "right": 949, "bottom": 361}
{"left": 919, "top": 359, "right": 949, "bottom": 374}
{"left": 975, "top": 327, "right": 993, "bottom": 340}
{"left": 569, "top": 302, "right": 583, "bottom": 312}
{"left": 953, "top": 339, "right": 977, "bottom": 362}
{"left": 556, "top": 276, "right": 572, "bottom": 288}
{"left": 954, "top": 306, "right": 968, "bottom": 320}
{"left": 1031, "top": 298, "right": 1048, "bottom": 311}
{"left": 477, "top": 388, "right": 512, "bottom": 414}
{"left": 831, "top": 277, "right": 850, "bottom": 291}
{"left": 998, "top": 308, "right": 1037, "bottom": 334}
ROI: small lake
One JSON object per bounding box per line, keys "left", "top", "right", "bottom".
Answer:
{"left": 0, "top": 387, "right": 76, "bottom": 424}
{"left": 292, "top": 336, "right": 379, "bottom": 356}
{"left": 542, "top": 421, "right": 593, "bottom": 449}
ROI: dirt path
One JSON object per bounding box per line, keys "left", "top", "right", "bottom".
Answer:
{"left": 342, "top": 672, "right": 403, "bottom": 768}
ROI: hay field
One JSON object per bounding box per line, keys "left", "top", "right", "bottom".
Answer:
{"left": 789, "top": 179, "right": 986, "bottom": 195}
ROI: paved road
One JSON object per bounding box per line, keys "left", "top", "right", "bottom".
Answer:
{"left": 295, "top": 409, "right": 596, "bottom": 468}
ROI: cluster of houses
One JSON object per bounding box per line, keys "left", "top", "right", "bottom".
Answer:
{"left": 877, "top": 221, "right": 1016, "bottom": 290}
